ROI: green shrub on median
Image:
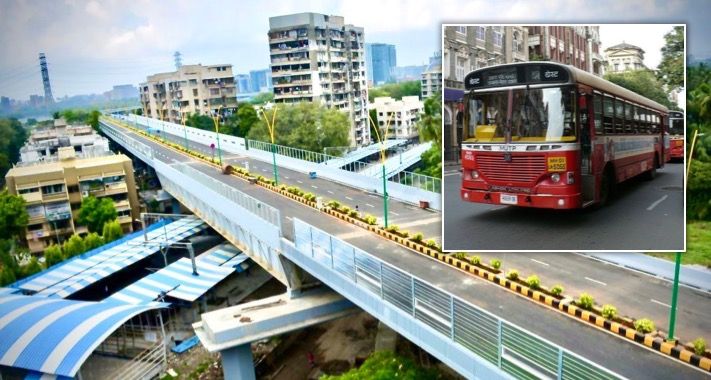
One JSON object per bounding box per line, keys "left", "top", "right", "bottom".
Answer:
{"left": 602, "top": 304, "right": 617, "bottom": 320}
{"left": 551, "top": 284, "right": 564, "bottom": 296}
{"left": 469, "top": 255, "right": 481, "bottom": 265}
{"left": 526, "top": 275, "right": 540, "bottom": 289}
{"left": 454, "top": 252, "right": 467, "bottom": 260}
{"left": 634, "top": 318, "right": 655, "bottom": 334}
{"left": 693, "top": 337, "right": 707, "bottom": 356}
{"left": 348, "top": 210, "right": 359, "bottom": 218}
{"left": 577, "top": 293, "right": 594, "bottom": 310}
{"left": 425, "top": 239, "right": 437, "bottom": 249}
{"left": 411, "top": 232, "right": 424, "bottom": 242}
{"left": 506, "top": 269, "right": 519, "bottom": 281}
{"left": 490, "top": 259, "right": 501, "bottom": 270}
{"left": 364, "top": 214, "right": 377, "bottom": 225}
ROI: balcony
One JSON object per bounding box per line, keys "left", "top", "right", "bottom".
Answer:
{"left": 42, "top": 192, "right": 69, "bottom": 202}
{"left": 272, "top": 68, "right": 311, "bottom": 77}
{"left": 274, "top": 79, "right": 312, "bottom": 88}
{"left": 21, "top": 192, "right": 42, "bottom": 204}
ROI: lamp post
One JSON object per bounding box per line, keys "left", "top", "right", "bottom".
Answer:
{"left": 668, "top": 129, "right": 702, "bottom": 342}
{"left": 211, "top": 106, "right": 224, "bottom": 166}
{"left": 367, "top": 112, "right": 393, "bottom": 227}
{"left": 260, "top": 107, "right": 279, "bottom": 185}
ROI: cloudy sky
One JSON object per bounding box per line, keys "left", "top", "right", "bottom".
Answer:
{"left": 0, "top": 0, "right": 708, "bottom": 99}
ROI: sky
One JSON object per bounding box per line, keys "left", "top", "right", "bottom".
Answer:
{"left": 0, "top": 0, "right": 709, "bottom": 100}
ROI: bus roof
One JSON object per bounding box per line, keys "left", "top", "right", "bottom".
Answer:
{"left": 465, "top": 62, "right": 669, "bottom": 113}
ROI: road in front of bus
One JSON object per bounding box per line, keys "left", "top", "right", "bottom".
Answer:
{"left": 442, "top": 162, "right": 684, "bottom": 251}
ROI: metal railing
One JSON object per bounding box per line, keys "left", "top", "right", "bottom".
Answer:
{"left": 172, "top": 163, "right": 281, "bottom": 227}
{"left": 107, "top": 341, "right": 166, "bottom": 380}
{"left": 293, "top": 218, "right": 623, "bottom": 380}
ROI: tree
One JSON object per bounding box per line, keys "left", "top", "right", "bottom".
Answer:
{"left": 185, "top": 113, "right": 214, "bottom": 131}
{"left": 247, "top": 102, "right": 350, "bottom": 153}
{"left": 604, "top": 70, "right": 675, "bottom": 109}
{"left": 657, "top": 26, "right": 684, "bottom": 91}
{"left": 0, "top": 118, "right": 28, "bottom": 180}
{"left": 414, "top": 93, "right": 443, "bottom": 179}
{"left": 222, "top": 103, "right": 259, "bottom": 137}
{"left": 83, "top": 232, "right": 104, "bottom": 251}
{"left": 0, "top": 190, "right": 29, "bottom": 241}
{"left": 62, "top": 234, "right": 86, "bottom": 259}
{"left": 250, "top": 92, "right": 274, "bottom": 105}
{"left": 368, "top": 80, "right": 421, "bottom": 102}
{"left": 77, "top": 196, "right": 117, "bottom": 233}
{"left": 21, "top": 257, "right": 42, "bottom": 278}
{"left": 44, "top": 244, "right": 64, "bottom": 268}
{"left": 321, "top": 351, "right": 440, "bottom": 380}
{"left": 102, "top": 219, "right": 123, "bottom": 243}
{"left": 368, "top": 108, "right": 382, "bottom": 144}
{"left": 88, "top": 110, "right": 101, "bottom": 132}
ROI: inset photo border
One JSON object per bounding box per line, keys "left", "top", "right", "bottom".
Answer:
{"left": 441, "top": 24, "right": 686, "bottom": 252}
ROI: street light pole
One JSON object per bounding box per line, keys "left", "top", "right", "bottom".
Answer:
{"left": 212, "top": 108, "right": 224, "bottom": 166}
{"left": 261, "top": 107, "right": 279, "bottom": 185}
{"left": 367, "top": 112, "right": 393, "bottom": 227}
{"left": 668, "top": 129, "right": 701, "bottom": 341}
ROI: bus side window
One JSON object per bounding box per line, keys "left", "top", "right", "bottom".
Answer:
{"left": 593, "top": 94, "right": 603, "bottom": 135}
{"left": 624, "top": 101, "right": 633, "bottom": 133}
{"left": 603, "top": 96, "right": 614, "bottom": 134}
{"left": 650, "top": 112, "right": 659, "bottom": 134}
{"left": 635, "top": 106, "right": 645, "bottom": 134}
{"left": 614, "top": 99, "right": 624, "bottom": 134}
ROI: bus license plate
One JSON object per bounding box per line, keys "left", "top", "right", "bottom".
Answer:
{"left": 500, "top": 194, "right": 518, "bottom": 205}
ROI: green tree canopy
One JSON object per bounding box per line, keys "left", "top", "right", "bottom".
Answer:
{"left": 77, "top": 196, "right": 117, "bottom": 233}
{"left": 83, "top": 232, "right": 104, "bottom": 251}
{"left": 221, "top": 103, "right": 259, "bottom": 137}
{"left": 0, "top": 118, "right": 28, "bottom": 180}
{"left": 604, "top": 70, "right": 675, "bottom": 109}
{"left": 0, "top": 190, "right": 29, "bottom": 241}
{"left": 185, "top": 113, "right": 214, "bottom": 131}
{"left": 247, "top": 102, "right": 351, "bottom": 153}
{"left": 657, "top": 26, "right": 684, "bottom": 91}
{"left": 44, "top": 244, "right": 64, "bottom": 268}
{"left": 368, "top": 81, "right": 421, "bottom": 102}
{"left": 21, "top": 257, "right": 42, "bottom": 278}
{"left": 320, "top": 351, "right": 441, "bottom": 380}
{"left": 88, "top": 110, "right": 101, "bottom": 132}
{"left": 62, "top": 234, "right": 86, "bottom": 259}
{"left": 102, "top": 219, "right": 123, "bottom": 243}
{"left": 250, "top": 92, "right": 274, "bottom": 105}
{"left": 414, "top": 93, "right": 443, "bottom": 179}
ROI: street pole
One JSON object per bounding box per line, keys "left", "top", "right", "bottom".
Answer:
{"left": 213, "top": 108, "right": 223, "bottom": 166}
{"left": 382, "top": 165, "right": 388, "bottom": 227}
{"left": 262, "top": 107, "right": 279, "bottom": 185}
{"left": 271, "top": 143, "right": 279, "bottom": 185}
{"left": 668, "top": 129, "right": 700, "bottom": 341}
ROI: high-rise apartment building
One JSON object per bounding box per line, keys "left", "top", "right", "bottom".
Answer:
{"left": 421, "top": 52, "right": 442, "bottom": 99}
{"left": 365, "top": 43, "right": 397, "bottom": 85}
{"left": 268, "top": 12, "right": 370, "bottom": 146}
{"left": 526, "top": 26, "right": 604, "bottom": 76}
{"left": 249, "top": 69, "right": 273, "bottom": 93}
{"left": 234, "top": 74, "right": 251, "bottom": 94}
{"left": 5, "top": 150, "right": 140, "bottom": 253}
{"left": 139, "top": 64, "right": 237, "bottom": 124}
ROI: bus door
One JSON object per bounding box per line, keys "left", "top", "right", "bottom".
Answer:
{"left": 578, "top": 91, "right": 595, "bottom": 204}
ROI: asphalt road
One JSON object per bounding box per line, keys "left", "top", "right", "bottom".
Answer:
{"left": 473, "top": 252, "right": 711, "bottom": 343}
{"left": 103, "top": 119, "right": 708, "bottom": 379}
{"left": 443, "top": 163, "right": 685, "bottom": 251}
{"left": 138, "top": 126, "right": 442, "bottom": 242}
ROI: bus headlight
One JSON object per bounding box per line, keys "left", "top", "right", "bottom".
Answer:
{"left": 550, "top": 173, "right": 561, "bottom": 183}
{"left": 472, "top": 170, "right": 480, "bottom": 179}
{"left": 464, "top": 170, "right": 479, "bottom": 180}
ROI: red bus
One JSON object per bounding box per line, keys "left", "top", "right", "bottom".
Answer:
{"left": 668, "top": 111, "right": 684, "bottom": 161}
{"left": 460, "top": 62, "right": 669, "bottom": 209}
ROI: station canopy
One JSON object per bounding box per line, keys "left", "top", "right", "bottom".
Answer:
{"left": 15, "top": 217, "right": 207, "bottom": 298}
{"left": 0, "top": 292, "right": 166, "bottom": 378}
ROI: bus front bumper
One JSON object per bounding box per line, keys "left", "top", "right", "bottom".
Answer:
{"left": 460, "top": 188, "right": 583, "bottom": 209}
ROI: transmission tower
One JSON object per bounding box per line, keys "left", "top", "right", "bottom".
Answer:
{"left": 174, "top": 51, "right": 183, "bottom": 70}
{"left": 39, "top": 53, "right": 54, "bottom": 105}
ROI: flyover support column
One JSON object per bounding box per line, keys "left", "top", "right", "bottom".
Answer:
{"left": 220, "top": 343, "right": 255, "bottom": 380}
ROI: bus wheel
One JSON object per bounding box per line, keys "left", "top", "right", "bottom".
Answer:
{"left": 643, "top": 156, "right": 659, "bottom": 181}
{"left": 600, "top": 167, "right": 615, "bottom": 206}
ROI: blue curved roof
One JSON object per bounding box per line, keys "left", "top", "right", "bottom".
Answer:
{"left": 0, "top": 293, "right": 167, "bottom": 378}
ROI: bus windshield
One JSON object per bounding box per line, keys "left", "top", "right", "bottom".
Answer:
{"left": 669, "top": 118, "right": 683, "bottom": 135}
{"left": 465, "top": 86, "right": 576, "bottom": 143}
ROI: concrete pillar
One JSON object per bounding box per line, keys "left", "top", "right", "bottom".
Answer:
{"left": 221, "top": 343, "right": 255, "bottom": 380}
{"left": 172, "top": 198, "right": 181, "bottom": 214}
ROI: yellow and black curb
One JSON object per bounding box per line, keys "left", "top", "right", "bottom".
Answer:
{"left": 424, "top": 252, "right": 711, "bottom": 372}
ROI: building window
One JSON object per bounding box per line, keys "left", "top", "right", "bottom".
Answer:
{"left": 456, "top": 26, "right": 466, "bottom": 35}
{"left": 493, "top": 32, "right": 503, "bottom": 47}
{"left": 42, "top": 184, "right": 65, "bottom": 195}
{"left": 19, "top": 187, "right": 39, "bottom": 194}
{"left": 476, "top": 27, "right": 485, "bottom": 40}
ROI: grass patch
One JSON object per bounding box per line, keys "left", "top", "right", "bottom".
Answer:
{"left": 648, "top": 221, "right": 711, "bottom": 268}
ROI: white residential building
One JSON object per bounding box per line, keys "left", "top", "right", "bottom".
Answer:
{"left": 20, "top": 119, "right": 110, "bottom": 163}
{"left": 268, "top": 12, "right": 370, "bottom": 146}
{"left": 605, "top": 42, "right": 646, "bottom": 73}
{"left": 371, "top": 96, "right": 424, "bottom": 140}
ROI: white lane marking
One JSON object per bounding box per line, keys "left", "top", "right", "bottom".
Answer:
{"left": 443, "top": 172, "right": 461, "bottom": 177}
{"left": 327, "top": 190, "right": 334, "bottom": 194}
{"left": 530, "top": 258, "right": 549, "bottom": 266}
{"left": 284, "top": 176, "right": 289, "bottom": 179}
{"left": 262, "top": 169, "right": 268, "bottom": 172}
{"left": 650, "top": 299, "right": 671, "bottom": 308}
{"left": 647, "top": 195, "right": 668, "bottom": 211}
{"left": 311, "top": 185, "right": 318, "bottom": 189}
{"left": 345, "top": 196, "right": 353, "bottom": 201}
{"left": 585, "top": 277, "right": 607, "bottom": 286}
{"left": 365, "top": 203, "right": 375, "bottom": 208}
{"left": 391, "top": 212, "right": 400, "bottom": 216}
{"left": 297, "top": 180, "right": 303, "bottom": 184}
{"left": 367, "top": 194, "right": 378, "bottom": 198}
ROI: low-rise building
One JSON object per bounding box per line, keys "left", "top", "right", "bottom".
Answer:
{"left": 371, "top": 96, "right": 423, "bottom": 140}
{"left": 5, "top": 150, "right": 140, "bottom": 254}
{"left": 605, "top": 42, "right": 646, "bottom": 73}
{"left": 20, "top": 119, "right": 110, "bottom": 163}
